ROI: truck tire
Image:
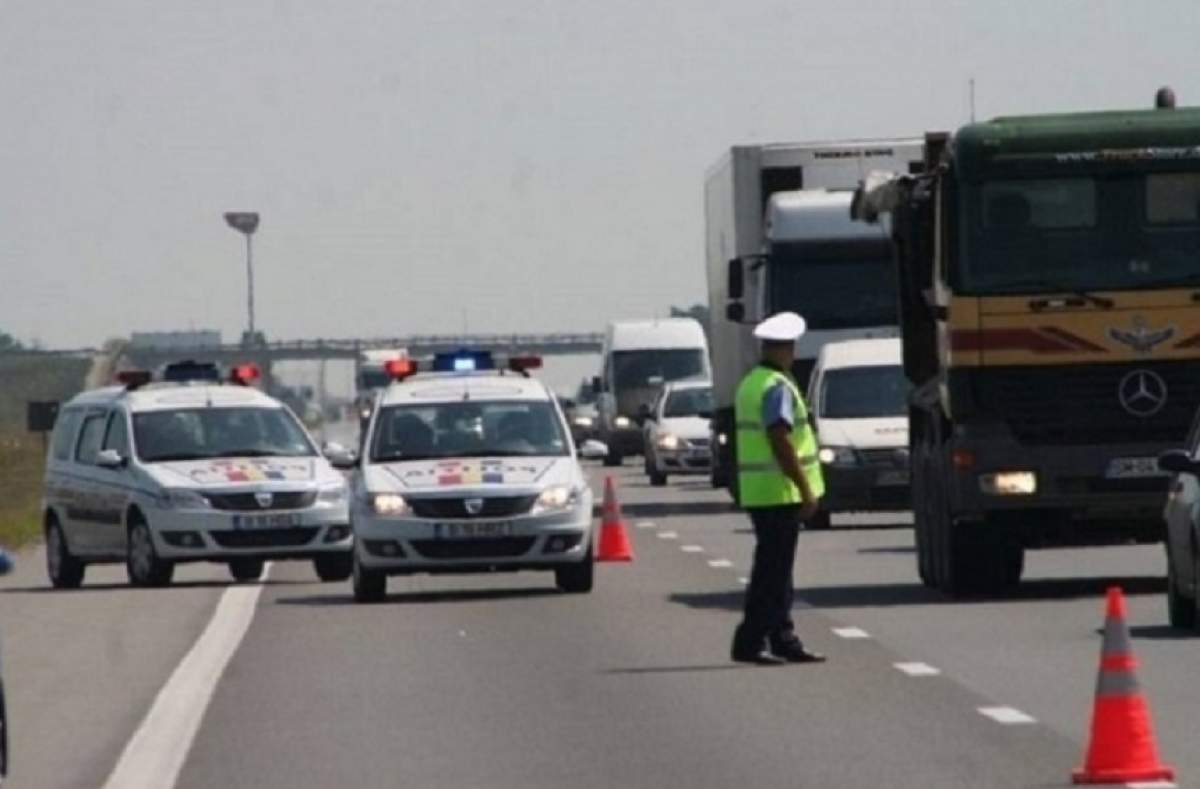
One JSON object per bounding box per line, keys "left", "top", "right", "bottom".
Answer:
{"left": 807, "top": 508, "right": 832, "bottom": 531}
{"left": 603, "top": 448, "right": 622, "bottom": 467}
{"left": 910, "top": 411, "right": 935, "bottom": 588}
{"left": 1167, "top": 544, "right": 1197, "bottom": 629}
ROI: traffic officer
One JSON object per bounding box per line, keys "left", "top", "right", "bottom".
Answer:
{"left": 731, "top": 311, "right": 827, "bottom": 665}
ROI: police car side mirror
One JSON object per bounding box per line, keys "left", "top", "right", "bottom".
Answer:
{"left": 1158, "top": 449, "right": 1199, "bottom": 477}
{"left": 96, "top": 449, "right": 127, "bottom": 469}
{"left": 578, "top": 440, "right": 608, "bottom": 460}
{"left": 324, "top": 443, "right": 359, "bottom": 470}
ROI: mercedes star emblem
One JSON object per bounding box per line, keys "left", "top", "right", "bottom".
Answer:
{"left": 1117, "top": 370, "right": 1168, "bottom": 418}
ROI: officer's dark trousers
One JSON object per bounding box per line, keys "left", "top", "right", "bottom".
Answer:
{"left": 734, "top": 504, "right": 802, "bottom": 650}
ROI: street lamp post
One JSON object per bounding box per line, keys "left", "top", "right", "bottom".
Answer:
{"left": 223, "top": 211, "right": 261, "bottom": 345}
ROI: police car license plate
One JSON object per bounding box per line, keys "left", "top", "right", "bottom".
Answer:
{"left": 233, "top": 513, "right": 303, "bottom": 530}
{"left": 435, "top": 521, "right": 514, "bottom": 540}
{"left": 877, "top": 470, "right": 910, "bottom": 486}
{"left": 1105, "top": 457, "right": 1165, "bottom": 479}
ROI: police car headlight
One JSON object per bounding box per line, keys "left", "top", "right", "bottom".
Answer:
{"left": 161, "top": 489, "right": 210, "bottom": 510}
{"left": 534, "top": 485, "right": 577, "bottom": 513}
{"left": 818, "top": 447, "right": 858, "bottom": 467}
{"left": 614, "top": 416, "right": 632, "bottom": 429}
{"left": 656, "top": 433, "right": 681, "bottom": 451}
{"left": 317, "top": 483, "right": 348, "bottom": 505}
{"left": 372, "top": 493, "right": 410, "bottom": 516}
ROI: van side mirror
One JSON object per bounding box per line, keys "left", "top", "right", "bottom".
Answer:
{"left": 1158, "top": 449, "right": 1198, "bottom": 476}
{"left": 323, "top": 442, "right": 359, "bottom": 470}
{"left": 727, "top": 258, "right": 744, "bottom": 299}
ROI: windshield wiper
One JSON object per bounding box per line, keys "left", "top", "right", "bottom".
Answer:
{"left": 144, "top": 453, "right": 210, "bottom": 463}
{"left": 213, "top": 449, "right": 294, "bottom": 458}
{"left": 1002, "top": 278, "right": 1114, "bottom": 310}
{"left": 453, "top": 450, "right": 542, "bottom": 458}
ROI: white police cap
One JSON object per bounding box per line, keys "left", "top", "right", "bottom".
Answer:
{"left": 753, "top": 311, "right": 807, "bottom": 342}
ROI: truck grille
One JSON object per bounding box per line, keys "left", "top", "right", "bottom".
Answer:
{"left": 973, "top": 362, "right": 1200, "bottom": 446}
{"left": 407, "top": 496, "right": 538, "bottom": 520}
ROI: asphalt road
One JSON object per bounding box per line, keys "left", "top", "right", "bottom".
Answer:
{"left": 1, "top": 461, "right": 1194, "bottom": 788}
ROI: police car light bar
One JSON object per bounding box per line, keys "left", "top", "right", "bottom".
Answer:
{"left": 384, "top": 358, "right": 417, "bottom": 380}
{"left": 508, "top": 355, "right": 543, "bottom": 372}
{"left": 229, "top": 363, "right": 262, "bottom": 386}
{"left": 163, "top": 360, "right": 221, "bottom": 383}
{"left": 432, "top": 350, "right": 494, "bottom": 373}
{"left": 116, "top": 370, "right": 153, "bottom": 390}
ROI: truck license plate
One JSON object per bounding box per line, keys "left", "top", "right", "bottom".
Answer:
{"left": 1105, "top": 457, "right": 1165, "bottom": 479}
{"left": 435, "top": 521, "right": 514, "bottom": 540}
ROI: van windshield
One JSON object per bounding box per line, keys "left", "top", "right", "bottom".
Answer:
{"left": 612, "top": 349, "right": 706, "bottom": 390}
{"left": 819, "top": 365, "right": 908, "bottom": 419}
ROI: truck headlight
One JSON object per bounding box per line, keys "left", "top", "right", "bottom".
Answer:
{"left": 372, "top": 493, "right": 410, "bottom": 516}
{"left": 534, "top": 485, "right": 577, "bottom": 513}
{"left": 979, "top": 471, "right": 1038, "bottom": 496}
{"left": 656, "top": 433, "right": 681, "bottom": 451}
{"left": 818, "top": 447, "right": 858, "bottom": 467}
{"left": 317, "top": 483, "right": 348, "bottom": 505}
{"left": 573, "top": 416, "right": 594, "bottom": 428}
{"left": 161, "top": 489, "right": 210, "bottom": 510}
{"left": 614, "top": 416, "right": 632, "bottom": 429}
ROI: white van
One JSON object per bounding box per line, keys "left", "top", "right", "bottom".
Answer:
{"left": 807, "top": 338, "right": 910, "bottom": 529}
{"left": 594, "top": 318, "right": 711, "bottom": 466}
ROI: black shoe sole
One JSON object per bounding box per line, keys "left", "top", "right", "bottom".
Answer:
{"left": 731, "top": 651, "right": 787, "bottom": 666}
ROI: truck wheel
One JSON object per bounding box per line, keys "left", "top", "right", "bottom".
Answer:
{"left": 1166, "top": 553, "right": 1195, "bottom": 629}
{"left": 806, "top": 508, "right": 832, "bottom": 530}
{"left": 46, "top": 517, "right": 85, "bottom": 589}
{"left": 603, "top": 448, "right": 623, "bottom": 467}
{"left": 649, "top": 470, "right": 668, "bottom": 487}
{"left": 126, "top": 517, "right": 174, "bottom": 588}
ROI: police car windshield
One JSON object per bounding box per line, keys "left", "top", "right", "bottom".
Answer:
{"left": 133, "top": 407, "right": 316, "bottom": 462}
{"left": 820, "top": 366, "right": 909, "bottom": 419}
{"left": 371, "top": 400, "right": 568, "bottom": 462}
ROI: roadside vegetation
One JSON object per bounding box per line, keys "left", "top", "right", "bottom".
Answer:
{"left": 0, "top": 352, "right": 90, "bottom": 548}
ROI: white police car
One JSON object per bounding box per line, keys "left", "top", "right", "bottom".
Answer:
{"left": 41, "top": 361, "right": 353, "bottom": 588}
{"left": 350, "top": 351, "right": 607, "bottom": 602}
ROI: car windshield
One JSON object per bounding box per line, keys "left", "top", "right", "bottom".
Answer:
{"left": 612, "top": 349, "right": 707, "bottom": 390}
{"left": 371, "top": 400, "right": 568, "bottom": 462}
{"left": 664, "top": 387, "right": 714, "bottom": 417}
{"left": 820, "top": 365, "right": 909, "bottom": 419}
{"left": 132, "top": 407, "right": 316, "bottom": 462}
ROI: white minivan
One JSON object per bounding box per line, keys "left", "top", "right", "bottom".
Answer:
{"left": 593, "top": 318, "right": 711, "bottom": 466}
{"left": 807, "top": 338, "right": 911, "bottom": 529}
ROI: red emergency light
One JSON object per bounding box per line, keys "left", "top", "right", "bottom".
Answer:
{"left": 508, "top": 355, "right": 543, "bottom": 373}
{"left": 116, "top": 370, "right": 152, "bottom": 390}
{"left": 230, "top": 363, "right": 262, "bottom": 386}
{"left": 384, "top": 358, "right": 417, "bottom": 380}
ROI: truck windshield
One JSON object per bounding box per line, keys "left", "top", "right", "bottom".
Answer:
{"left": 819, "top": 365, "right": 908, "bottom": 419}
{"left": 612, "top": 349, "right": 706, "bottom": 390}
{"left": 371, "top": 400, "right": 568, "bottom": 462}
{"left": 768, "top": 240, "right": 898, "bottom": 330}
{"left": 959, "top": 172, "right": 1200, "bottom": 293}
{"left": 133, "top": 407, "right": 316, "bottom": 462}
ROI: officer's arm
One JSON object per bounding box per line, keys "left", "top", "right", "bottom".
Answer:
{"left": 766, "top": 423, "right": 817, "bottom": 504}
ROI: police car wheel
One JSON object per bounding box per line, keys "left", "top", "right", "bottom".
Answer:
{"left": 352, "top": 555, "right": 386, "bottom": 603}
{"left": 46, "top": 518, "right": 85, "bottom": 589}
{"left": 126, "top": 518, "right": 174, "bottom": 588}
{"left": 555, "top": 542, "right": 594, "bottom": 594}
{"left": 313, "top": 552, "right": 353, "bottom": 582}
{"left": 228, "top": 559, "right": 265, "bottom": 583}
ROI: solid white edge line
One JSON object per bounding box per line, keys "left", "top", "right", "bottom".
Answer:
{"left": 832, "top": 627, "right": 871, "bottom": 639}
{"left": 657, "top": 531, "right": 678, "bottom": 539}
{"left": 893, "top": 662, "right": 941, "bottom": 677}
{"left": 102, "top": 565, "right": 270, "bottom": 789}
{"left": 976, "top": 706, "right": 1037, "bottom": 725}
{"left": 707, "top": 559, "right": 733, "bottom": 568}
{"left": 680, "top": 544, "right": 704, "bottom": 553}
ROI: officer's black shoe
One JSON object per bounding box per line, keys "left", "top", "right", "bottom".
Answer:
{"left": 731, "top": 644, "right": 787, "bottom": 666}
{"left": 769, "top": 641, "right": 827, "bottom": 664}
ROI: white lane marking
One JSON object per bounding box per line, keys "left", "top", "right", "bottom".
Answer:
{"left": 977, "top": 706, "right": 1037, "bottom": 725}
{"left": 737, "top": 577, "right": 749, "bottom": 585}
{"left": 680, "top": 544, "right": 704, "bottom": 553}
{"left": 102, "top": 568, "right": 270, "bottom": 789}
{"left": 657, "top": 531, "right": 678, "bottom": 540}
{"left": 635, "top": 521, "right": 656, "bottom": 529}
{"left": 1126, "top": 782, "right": 1178, "bottom": 789}
{"left": 707, "top": 559, "right": 733, "bottom": 568}
{"left": 894, "top": 662, "right": 941, "bottom": 677}
{"left": 832, "top": 627, "right": 871, "bottom": 639}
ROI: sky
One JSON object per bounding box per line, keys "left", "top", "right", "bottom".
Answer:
{"left": 4, "top": 0, "right": 1200, "bottom": 356}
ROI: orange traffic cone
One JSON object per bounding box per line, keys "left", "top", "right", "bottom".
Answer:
{"left": 595, "top": 476, "right": 634, "bottom": 562}
{"left": 1072, "top": 587, "right": 1174, "bottom": 785}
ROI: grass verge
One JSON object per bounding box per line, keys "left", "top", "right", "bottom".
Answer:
{"left": 0, "top": 431, "right": 46, "bottom": 548}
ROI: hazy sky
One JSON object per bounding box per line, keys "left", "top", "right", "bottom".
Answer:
{"left": 4, "top": 0, "right": 1200, "bottom": 350}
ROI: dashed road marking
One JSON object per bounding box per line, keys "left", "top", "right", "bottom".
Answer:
{"left": 102, "top": 565, "right": 271, "bottom": 789}
{"left": 657, "top": 531, "right": 678, "bottom": 540}
{"left": 707, "top": 559, "right": 733, "bottom": 568}
{"left": 977, "top": 706, "right": 1037, "bottom": 725}
{"left": 635, "top": 521, "right": 656, "bottom": 529}
{"left": 832, "top": 627, "right": 871, "bottom": 639}
{"left": 1126, "top": 782, "right": 1177, "bottom": 789}
{"left": 680, "top": 544, "right": 704, "bottom": 553}
{"left": 894, "top": 662, "right": 941, "bottom": 677}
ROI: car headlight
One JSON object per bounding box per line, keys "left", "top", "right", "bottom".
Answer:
{"left": 573, "top": 416, "right": 594, "bottom": 428}
{"left": 534, "top": 485, "right": 578, "bottom": 513}
{"left": 371, "top": 493, "right": 410, "bottom": 516}
{"left": 614, "top": 415, "right": 632, "bottom": 429}
{"left": 360, "top": 407, "right": 372, "bottom": 421}
{"left": 717, "top": 432, "right": 728, "bottom": 446}
{"left": 818, "top": 447, "right": 859, "bottom": 467}
{"left": 317, "top": 483, "right": 348, "bottom": 505}
{"left": 656, "top": 433, "right": 681, "bottom": 451}
{"left": 161, "top": 489, "right": 210, "bottom": 510}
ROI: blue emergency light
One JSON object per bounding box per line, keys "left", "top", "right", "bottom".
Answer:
{"left": 432, "top": 350, "right": 495, "bottom": 373}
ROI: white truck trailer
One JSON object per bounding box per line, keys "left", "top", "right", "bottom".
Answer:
{"left": 704, "top": 139, "right": 922, "bottom": 493}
